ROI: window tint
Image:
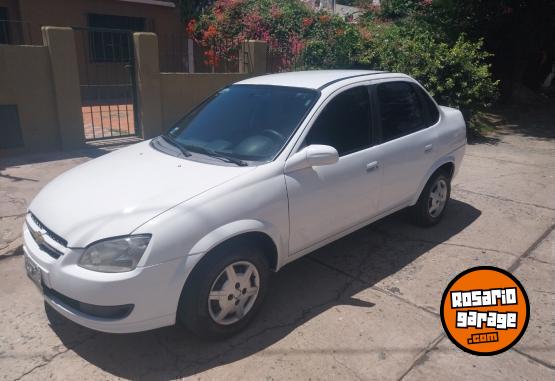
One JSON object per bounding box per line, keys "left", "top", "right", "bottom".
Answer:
{"left": 377, "top": 81, "right": 427, "bottom": 142}
{"left": 414, "top": 85, "right": 440, "bottom": 126}
{"left": 168, "top": 85, "right": 318, "bottom": 162}
{"left": 305, "top": 86, "right": 371, "bottom": 156}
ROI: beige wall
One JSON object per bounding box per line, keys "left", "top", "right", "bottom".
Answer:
{"left": 133, "top": 32, "right": 162, "bottom": 139}
{"left": 0, "top": 44, "right": 60, "bottom": 154}
{"left": 0, "top": 28, "right": 263, "bottom": 156}
{"left": 10, "top": 0, "right": 182, "bottom": 87}
{"left": 159, "top": 73, "right": 249, "bottom": 130}
{"left": 0, "top": 27, "right": 84, "bottom": 156}
{"left": 42, "top": 27, "right": 85, "bottom": 150}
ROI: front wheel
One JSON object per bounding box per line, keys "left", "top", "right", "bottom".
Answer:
{"left": 178, "top": 244, "right": 269, "bottom": 339}
{"left": 410, "top": 172, "right": 451, "bottom": 226}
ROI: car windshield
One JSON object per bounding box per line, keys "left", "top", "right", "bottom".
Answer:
{"left": 166, "top": 84, "right": 319, "bottom": 163}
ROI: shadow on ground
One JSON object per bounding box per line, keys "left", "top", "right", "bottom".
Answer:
{"left": 46, "top": 199, "right": 480, "bottom": 380}
{"left": 0, "top": 137, "right": 142, "bottom": 173}
{"left": 464, "top": 97, "right": 555, "bottom": 145}
{"left": 490, "top": 99, "right": 555, "bottom": 141}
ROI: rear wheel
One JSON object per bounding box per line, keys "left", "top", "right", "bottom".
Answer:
{"left": 178, "top": 243, "right": 269, "bottom": 339}
{"left": 410, "top": 172, "right": 451, "bottom": 226}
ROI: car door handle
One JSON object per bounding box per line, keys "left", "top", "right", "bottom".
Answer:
{"left": 366, "top": 161, "right": 379, "bottom": 172}
{"left": 424, "top": 144, "right": 433, "bottom": 153}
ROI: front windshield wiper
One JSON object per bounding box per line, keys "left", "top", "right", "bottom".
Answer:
{"left": 160, "top": 134, "right": 191, "bottom": 157}
{"left": 184, "top": 145, "right": 248, "bottom": 166}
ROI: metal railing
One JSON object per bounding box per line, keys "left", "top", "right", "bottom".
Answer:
{"left": 72, "top": 27, "right": 139, "bottom": 141}
{"left": 158, "top": 34, "right": 241, "bottom": 73}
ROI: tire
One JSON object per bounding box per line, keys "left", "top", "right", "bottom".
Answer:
{"left": 178, "top": 242, "right": 270, "bottom": 339}
{"left": 410, "top": 171, "right": 451, "bottom": 227}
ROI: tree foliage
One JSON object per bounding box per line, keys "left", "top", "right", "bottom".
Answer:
{"left": 360, "top": 22, "right": 499, "bottom": 117}
{"left": 374, "top": 0, "right": 555, "bottom": 99}
{"left": 187, "top": 0, "right": 362, "bottom": 70}
{"left": 189, "top": 0, "right": 501, "bottom": 118}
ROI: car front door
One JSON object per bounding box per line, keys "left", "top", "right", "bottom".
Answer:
{"left": 285, "top": 85, "right": 382, "bottom": 255}
{"left": 371, "top": 80, "right": 440, "bottom": 213}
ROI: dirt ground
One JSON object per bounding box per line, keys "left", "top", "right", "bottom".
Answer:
{"left": 0, "top": 105, "right": 554, "bottom": 381}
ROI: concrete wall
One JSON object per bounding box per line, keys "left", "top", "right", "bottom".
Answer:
{"left": 42, "top": 27, "right": 85, "bottom": 150}
{"left": 159, "top": 73, "right": 249, "bottom": 130}
{"left": 0, "top": 27, "right": 84, "bottom": 155}
{"left": 0, "top": 27, "right": 267, "bottom": 155}
{"left": 0, "top": 44, "right": 60, "bottom": 154}
{"left": 133, "top": 32, "right": 162, "bottom": 139}
{"left": 7, "top": 0, "right": 182, "bottom": 89}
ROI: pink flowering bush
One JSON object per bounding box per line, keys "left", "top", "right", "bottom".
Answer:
{"left": 187, "top": 0, "right": 364, "bottom": 71}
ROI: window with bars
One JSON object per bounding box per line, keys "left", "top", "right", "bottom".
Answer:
{"left": 0, "top": 8, "right": 10, "bottom": 44}
{"left": 87, "top": 13, "right": 146, "bottom": 62}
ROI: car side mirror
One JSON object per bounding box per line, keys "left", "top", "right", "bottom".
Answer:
{"left": 284, "top": 145, "right": 339, "bottom": 173}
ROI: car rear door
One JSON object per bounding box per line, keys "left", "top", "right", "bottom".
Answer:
{"left": 286, "top": 85, "right": 382, "bottom": 255}
{"left": 370, "top": 80, "right": 440, "bottom": 213}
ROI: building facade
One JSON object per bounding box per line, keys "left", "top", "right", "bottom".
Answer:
{"left": 0, "top": 0, "right": 182, "bottom": 45}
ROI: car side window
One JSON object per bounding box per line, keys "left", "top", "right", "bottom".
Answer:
{"left": 376, "top": 81, "right": 427, "bottom": 142}
{"left": 304, "top": 86, "right": 372, "bottom": 156}
{"left": 413, "top": 84, "right": 440, "bottom": 126}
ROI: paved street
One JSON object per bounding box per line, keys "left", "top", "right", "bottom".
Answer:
{"left": 0, "top": 108, "right": 554, "bottom": 380}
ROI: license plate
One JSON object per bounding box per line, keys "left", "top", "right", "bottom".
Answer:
{"left": 24, "top": 255, "right": 42, "bottom": 291}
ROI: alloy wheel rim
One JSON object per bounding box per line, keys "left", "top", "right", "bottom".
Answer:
{"left": 208, "top": 261, "right": 260, "bottom": 325}
{"left": 428, "top": 178, "right": 448, "bottom": 218}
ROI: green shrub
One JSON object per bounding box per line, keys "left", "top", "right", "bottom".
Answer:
{"left": 359, "top": 22, "right": 499, "bottom": 118}
{"left": 379, "top": 0, "right": 424, "bottom": 19}
{"left": 301, "top": 21, "right": 364, "bottom": 69}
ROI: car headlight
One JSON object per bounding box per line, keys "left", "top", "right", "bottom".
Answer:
{"left": 78, "top": 235, "right": 151, "bottom": 273}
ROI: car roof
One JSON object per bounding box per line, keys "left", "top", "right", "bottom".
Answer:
{"left": 235, "top": 70, "right": 393, "bottom": 90}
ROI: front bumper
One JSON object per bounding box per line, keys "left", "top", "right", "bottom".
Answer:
{"left": 22, "top": 217, "right": 189, "bottom": 333}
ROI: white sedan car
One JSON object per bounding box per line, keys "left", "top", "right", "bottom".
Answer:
{"left": 23, "top": 70, "right": 466, "bottom": 338}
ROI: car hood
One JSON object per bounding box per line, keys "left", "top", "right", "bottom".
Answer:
{"left": 29, "top": 141, "right": 254, "bottom": 247}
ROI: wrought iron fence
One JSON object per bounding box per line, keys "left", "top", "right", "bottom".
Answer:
{"left": 0, "top": 20, "right": 39, "bottom": 45}
{"left": 73, "top": 27, "right": 139, "bottom": 141}
{"left": 158, "top": 34, "right": 241, "bottom": 73}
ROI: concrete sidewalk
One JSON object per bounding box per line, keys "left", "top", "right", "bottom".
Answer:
{"left": 0, "top": 116, "right": 554, "bottom": 380}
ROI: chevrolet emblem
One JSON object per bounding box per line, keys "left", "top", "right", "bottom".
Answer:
{"left": 29, "top": 225, "right": 46, "bottom": 247}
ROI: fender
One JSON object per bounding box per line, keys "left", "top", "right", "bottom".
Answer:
{"left": 188, "top": 219, "right": 285, "bottom": 268}
{"left": 410, "top": 154, "right": 457, "bottom": 206}
{"left": 167, "top": 220, "right": 284, "bottom": 322}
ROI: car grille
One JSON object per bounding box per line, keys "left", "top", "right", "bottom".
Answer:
{"left": 30, "top": 213, "right": 68, "bottom": 247}
{"left": 28, "top": 213, "right": 66, "bottom": 259}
